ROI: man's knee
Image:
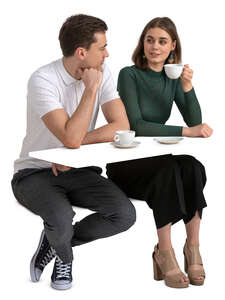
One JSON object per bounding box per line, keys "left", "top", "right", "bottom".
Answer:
{"left": 113, "top": 199, "right": 136, "bottom": 232}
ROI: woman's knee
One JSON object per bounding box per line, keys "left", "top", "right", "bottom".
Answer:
{"left": 175, "top": 155, "right": 205, "bottom": 170}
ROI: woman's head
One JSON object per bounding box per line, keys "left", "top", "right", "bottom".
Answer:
{"left": 132, "top": 17, "right": 182, "bottom": 70}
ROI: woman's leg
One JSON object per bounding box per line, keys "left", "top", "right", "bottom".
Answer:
{"left": 156, "top": 223, "right": 189, "bottom": 283}
{"left": 106, "top": 154, "right": 185, "bottom": 228}
{"left": 107, "top": 155, "right": 193, "bottom": 286}
{"left": 185, "top": 211, "right": 200, "bottom": 245}
{"left": 172, "top": 155, "right": 206, "bottom": 282}
{"left": 185, "top": 211, "right": 204, "bottom": 280}
{"left": 173, "top": 155, "right": 207, "bottom": 222}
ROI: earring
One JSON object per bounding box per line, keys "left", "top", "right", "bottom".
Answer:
{"left": 168, "top": 51, "right": 175, "bottom": 64}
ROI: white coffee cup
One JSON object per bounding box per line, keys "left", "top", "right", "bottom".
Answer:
{"left": 114, "top": 130, "right": 135, "bottom": 146}
{"left": 164, "top": 64, "right": 184, "bottom": 79}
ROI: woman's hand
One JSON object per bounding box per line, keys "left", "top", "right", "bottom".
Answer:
{"left": 52, "top": 163, "right": 71, "bottom": 176}
{"left": 181, "top": 64, "right": 193, "bottom": 92}
{"left": 182, "top": 123, "right": 213, "bottom": 138}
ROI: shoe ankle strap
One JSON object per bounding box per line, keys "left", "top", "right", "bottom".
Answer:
{"left": 184, "top": 242, "right": 203, "bottom": 265}
{"left": 154, "top": 245, "right": 179, "bottom": 273}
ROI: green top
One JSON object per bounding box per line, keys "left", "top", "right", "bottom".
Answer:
{"left": 117, "top": 65, "right": 202, "bottom": 136}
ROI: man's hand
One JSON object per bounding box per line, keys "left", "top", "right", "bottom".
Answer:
{"left": 182, "top": 123, "right": 213, "bottom": 138}
{"left": 81, "top": 68, "right": 103, "bottom": 91}
{"left": 52, "top": 163, "right": 71, "bottom": 176}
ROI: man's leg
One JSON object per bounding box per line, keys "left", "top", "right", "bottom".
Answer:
{"left": 62, "top": 168, "right": 136, "bottom": 247}
{"left": 12, "top": 168, "right": 75, "bottom": 289}
{"left": 12, "top": 167, "right": 136, "bottom": 289}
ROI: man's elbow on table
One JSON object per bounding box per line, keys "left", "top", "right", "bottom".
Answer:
{"left": 62, "top": 136, "right": 82, "bottom": 149}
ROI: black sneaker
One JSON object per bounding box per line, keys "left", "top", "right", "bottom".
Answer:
{"left": 51, "top": 256, "right": 73, "bottom": 290}
{"left": 30, "top": 230, "right": 56, "bottom": 282}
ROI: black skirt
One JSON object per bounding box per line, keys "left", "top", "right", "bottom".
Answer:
{"left": 106, "top": 154, "right": 207, "bottom": 229}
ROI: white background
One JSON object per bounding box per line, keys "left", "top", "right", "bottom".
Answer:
{"left": 0, "top": 0, "right": 225, "bottom": 298}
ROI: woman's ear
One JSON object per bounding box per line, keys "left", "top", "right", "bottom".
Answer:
{"left": 172, "top": 40, "right": 176, "bottom": 51}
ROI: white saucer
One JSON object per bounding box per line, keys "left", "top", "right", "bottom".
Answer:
{"left": 112, "top": 141, "right": 141, "bottom": 148}
{"left": 153, "top": 137, "right": 183, "bottom": 144}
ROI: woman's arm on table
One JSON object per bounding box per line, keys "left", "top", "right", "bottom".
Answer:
{"left": 118, "top": 68, "right": 183, "bottom": 136}
{"left": 174, "top": 65, "right": 213, "bottom": 137}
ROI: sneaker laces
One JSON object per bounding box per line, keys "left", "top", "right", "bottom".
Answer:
{"left": 55, "top": 256, "right": 72, "bottom": 279}
{"left": 40, "top": 247, "right": 56, "bottom": 268}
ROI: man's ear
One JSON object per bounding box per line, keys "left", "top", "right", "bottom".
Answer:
{"left": 74, "top": 47, "right": 87, "bottom": 60}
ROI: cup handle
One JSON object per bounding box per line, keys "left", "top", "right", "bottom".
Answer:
{"left": 114, "top": 135, "right": 120, "bottom": 143}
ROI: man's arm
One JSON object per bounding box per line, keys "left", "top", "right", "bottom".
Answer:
{"left": 81, "top": 98, "right": 130, "bottom": 145}
{"left": 42, "top": 68, "right": 102, "bottom": 148}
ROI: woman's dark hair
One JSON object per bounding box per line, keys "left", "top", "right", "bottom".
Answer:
{"left": 59, "top": 14, "right": 108, "bottom": 57}
{"left": 132, "top": 17, "right": 182, "bottom": 70}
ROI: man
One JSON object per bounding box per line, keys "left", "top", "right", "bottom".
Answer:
{"left": 11, "top": 14, "right": 136, "bottom": 290}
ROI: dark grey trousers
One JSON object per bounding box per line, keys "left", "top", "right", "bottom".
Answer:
{"left": 11, "top": 166, "right": 136, "bottom": 263}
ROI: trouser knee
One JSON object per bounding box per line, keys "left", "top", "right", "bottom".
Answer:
{"left": 113, "top": 200, "right": 136, "bottom": 232}
{"left": 175, "top": 155, "right": 206, "bottom": 178}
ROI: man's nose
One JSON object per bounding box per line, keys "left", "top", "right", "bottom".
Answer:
{"left": 104, "top": 48, "right": 109, "bottom": 58}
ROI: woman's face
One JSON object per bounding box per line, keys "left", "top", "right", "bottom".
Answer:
{"left": 143, "top": 27, "right": 176, "bottom": 69}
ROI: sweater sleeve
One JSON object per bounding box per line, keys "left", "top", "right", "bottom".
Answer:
{"left": 174, "top": 79, "right": 202, "bottom": 126}
{"left": 117, "top": 68, "right": 183, "bottom": 136}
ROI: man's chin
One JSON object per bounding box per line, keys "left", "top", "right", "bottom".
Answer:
{"left": 83, "top": 64, "right": 103, "bottom": 71}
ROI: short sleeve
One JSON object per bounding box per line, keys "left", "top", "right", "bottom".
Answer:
{"left": 28, "top": 72, "right": 63, "bottom": 118}
{"left": 98, "top": 64, "right": 119, "bottom": 105}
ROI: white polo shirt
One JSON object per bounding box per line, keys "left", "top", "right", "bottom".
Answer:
{"left": 14, "top": 59, "right": 119, "bottom": 173}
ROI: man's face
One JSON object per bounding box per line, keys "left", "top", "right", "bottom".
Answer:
{"left": 82, "top": 32, "right": 109, "bottom": 69}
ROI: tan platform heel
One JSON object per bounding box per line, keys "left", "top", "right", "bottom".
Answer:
{"left": 183, "top": 240, "right": 205, "bottom": 285}
{"left": 152, "top": 244, "right": 189, "bottom": 288}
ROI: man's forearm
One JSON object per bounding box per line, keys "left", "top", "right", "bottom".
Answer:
{"left": 81, "top": 121, "right": 130, "bottom": 145}
{"left": 64, "top": 87, "right": 98, "bottom": 147}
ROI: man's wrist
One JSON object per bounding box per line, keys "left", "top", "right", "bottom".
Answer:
{"left": 84, "top": 86, "right": 98, "bottom": 97}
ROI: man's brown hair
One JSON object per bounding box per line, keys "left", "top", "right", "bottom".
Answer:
{"left": 59, "top": 14, "right": 108, "bottom": 57}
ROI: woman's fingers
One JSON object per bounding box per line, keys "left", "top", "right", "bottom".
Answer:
{"left": 200, "top": 123, "right": 213, "bottom": 138}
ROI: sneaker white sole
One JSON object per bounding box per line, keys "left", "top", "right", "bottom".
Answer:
{"left": 51, "top": 281, "right": 72, "bottom": 290}
{"left": 30, "top": 230, "right": 45, "bottom": 282}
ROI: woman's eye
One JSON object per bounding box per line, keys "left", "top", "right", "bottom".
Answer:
{"left": 147, "top": 39, "right": 154, "bottom": 44}
{"left": 159, "top": 40, "right": 167, "bottom": 45}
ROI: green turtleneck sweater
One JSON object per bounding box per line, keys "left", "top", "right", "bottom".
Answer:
{"left": 117, "top": 65, "right": 202, "bottom": 136}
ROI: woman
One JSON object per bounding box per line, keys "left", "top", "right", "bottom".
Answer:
{"left": 106, "top": 17, "right": 212, "bottom": 288}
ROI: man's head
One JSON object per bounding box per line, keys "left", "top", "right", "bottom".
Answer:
{"left": 59, "top": 14, "right": 109, "bottom": 69}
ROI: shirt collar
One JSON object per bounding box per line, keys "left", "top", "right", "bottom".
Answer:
{"left": 57, "top": 58, "right": 80, "bottom": 86}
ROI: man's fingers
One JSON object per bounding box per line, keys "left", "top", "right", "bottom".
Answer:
{"left": 52, "top": 163, "right": 71, "bottom": 175}
{"left": 96, "top": 65, "right": 103, "bottom": 72}
{"left": 52, "top": 163, "right": 58, "bottom": 176}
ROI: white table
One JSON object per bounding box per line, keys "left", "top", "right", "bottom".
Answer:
{"left": 29, "top": 137, "right": 212, "bottom": 169}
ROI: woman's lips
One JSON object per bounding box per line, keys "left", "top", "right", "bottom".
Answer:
{"left": 150, "top": 53, "right": 160, "bottom": 58}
